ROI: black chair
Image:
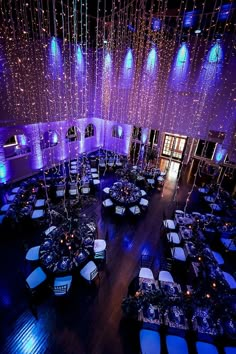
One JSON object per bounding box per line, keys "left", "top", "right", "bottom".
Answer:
{"left": 53, "top": 284, "right": 70, "bottom": 296}
{"left": 140, "top": 255, "right": 153, "bottom": 269}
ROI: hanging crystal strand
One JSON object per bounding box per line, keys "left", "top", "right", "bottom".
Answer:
{"left": 193, "top": 0, "right": 220, "bottom": 134}
{"left": 84, "top": 0, "right": 88, "bottom": 119}
{"left": 93, "top": 0, "right": 100, "bottom": 118}
{"left": 183, "top": 139, "right": 209, "bottom": 215}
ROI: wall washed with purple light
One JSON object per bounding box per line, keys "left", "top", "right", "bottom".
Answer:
{"left": 0, "top": 118, "right": 133, "bottom": 182}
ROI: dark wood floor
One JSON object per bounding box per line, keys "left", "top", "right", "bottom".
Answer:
{"left": 0, "top": 163, "right": 235, "bottom": 354}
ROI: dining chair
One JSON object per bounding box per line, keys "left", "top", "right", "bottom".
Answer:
{"left": 166, "top": 232, "right": 181, "bottom": 245}
{"left": 26, "top": 267, "right": 47, "bottom": 293}
{"left": 102, "top": 198, "right": 113, "bottom": 208}
{"left": 224, "top": 347, "right": 236, "bottom": 354}
{"left": 94, "top": 239, "right": 106, "bottom": 253}
{"left": 158, "top": 270, "right": 174, "bottom": 283}
{"left": 139, "top": 198, "right": 149, "bottom": 207}
{"left": 220, "top": 238, "right": 236, "bottom": 252}
{"left": 162, "top": 219, "right": 176, "bottom": 232}
{"left": 80, "top": 261, "right": 99, "bottom": 284}
{"left": 31, "top": 209, "right": 45, "bottom": 220}
{"left": 139, "top": 255, "right": 154, "bottom": 280}
{"left": 103, "top": 187, "right": 110, "bottom": 195}
{"left": 44, "top": 225, "right": 56, "bottom": 236}
{"left": 211, "top": 251, "right": 224, "bottom": 265}
{"left": 222, "top": 271, "right": 236, "bottom": 289}
{"left": 129, "top": 205, "right": 141, "bottom": 215}
{"left": 166, "top": 335, "right": 189, "bottom": 354}
{"left": 115, "top": 205, "right": 126, "bottom": 216}
{"left": 195, "top": 341, "right": 218, "bottom": 354}
{"left": 25, "top": 246, "right": 40, "bottom": 261}
{"left": 35, "top": 199, "right": 46, "bottom": 208}
{"left": 139, "top": 329, "right": 161, "bottom": 354}
{"left": 53, "top": 275, "right": 72, "bottom": 296}
{"left": 175, "top": 210, "right": 184, "bottom": 215}
{"left": 140, "top": 189, "right": 147, "bottom": 197}
{"left": 171, "top": 247, "right": 187, "bottom": 262}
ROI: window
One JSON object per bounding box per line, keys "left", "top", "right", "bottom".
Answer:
{"left": 162, "top": 134, "right": 186, "bottom": 160}
{"left": 112, "top": 125, "right": 123, "bottom": 139}
{"left": 132, "top": 126, "right": 142, "bottom": 140}
{"left": 41, "top": 130, "right": 58, "bottom": 149}
{"left": 85, "top": 124, "right": 95, "bottom": 138}
{"left": 4, "top": 134, "right": 30, "bottom": 158}
{"left": 4, "top": 135, "right": 17, "bottom": 147}
{"left": 195, "top": 139, "right": 216, "bottom": 159}
{"left": 66, "top": 126, "right": 81, "bottom": 142}
{"left": 149, "top": 129, "right": 158, "bottom": 147}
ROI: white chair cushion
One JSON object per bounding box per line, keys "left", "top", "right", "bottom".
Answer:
{"left": 167, "top": 232, "right": 181, "bottom": 244}
{"left": 192, "top": 212, "right": 201, "bottom": 217}
{"left": 35, "top": 199, "right": 45, "bottom": 208}
{"left": 158, "top": 270, "right": 174, "bottom": 283}
{"left": 129, "top": 205, "right": 141, "bottom": 215}
{"left": 157, "top": 176, "right": 164, "bottom": 182}
{"left": 171, "top": 247, "right": 186, "bottom": 261}
{"left": 147, "top": 178, "right": 155, "bottom": 185}
{"left": 12, "top": 187, "right": 20, "bottom": 194}
{"left": 224, "top": 347, "right": 236, "bottom": 354}
{"left": 115, "top": 206, "right": 125, "bottom": 215}
{"left": 54, "top": 275, "right": 72, "bottom": 296}
{"left": 221, "top": 238, "right": 236, "bottom": 251}
{"left": 140, "top": 198, "right": 149, "bottom": 207}
{"left": 26, "top": 267, "right": 47, "bottom": 289}
{"left": 140, "top": 329, "right": 160, "bottom": 354}
{"left": 212, "top": 251, "right": 224, "bottom": 265}
{"left": 140, "top": 190, "right": 147, "bottom": 196}
{"left": 103, "top": 187, "right": 110, "bottom": 194}
{"left": 163, "top": 219, "right": 176, "bottom": 230}
{"left": 222, "top": 272, "right": 236, "bottom": 289}
{"left": 196, "top": 342, "right": 218, "bottom": 354}
{"left": 31, "top": 209, "right": 45, "bottom": 219}
{"left": 93, "top": 179, "right": 100, "bottom": 185}
{"left": 7, "top": 194, "right": 16, "bottom": 202}
{"left": 56, "top": 190, "right": 65, "bottom": 197}
{"left": 92, "top": 173, "right": 99, "bottom": 179}
{"left": 81, "top": 187, "right": 90, "bottom": 194}
{"left": 1, "top": 204, "right": 10, "bottom": 212}
{"left": 139, "top": 267, "right": 154, "bottom": 280}
{"left": 69, "top": 188, "right": 78, "bottom": 195}
{"left": 99, "top": 162, "right": 106, "bottom": 167}
{"left": 26, "top": 246, "right": 40, "bottom": 261}
{"left": 175, "top": 210, "right": 184, "bottom": 215}
{"left": 103, "top": 198, "right": 113, "bottom": 207}
{"left": 94, "top": 239, "right": 106, "bottom": 252}
{"left": 166, "top": 335, "right": 188, "bottom": 354}
{"left": 80, "top": 261, "right": 97, "bottom": 281}
{"left": 91, "top": 168, "right": 98, "bottom": 172}
{"left": 45, "top": 226, "right": 56, "bottom": 236}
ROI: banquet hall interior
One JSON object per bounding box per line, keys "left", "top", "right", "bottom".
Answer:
{"left": 0, "top": 0, "right": 236, "bottom": 353}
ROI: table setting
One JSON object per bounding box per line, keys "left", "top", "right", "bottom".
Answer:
{"left": 164, "top": 305, "right": 189, "bottom": 330}
{"left": 39, "top": 220, "right": 96, "bottom": 274}
{"left": 109, "top": 181, "right": 142, "bottom": 205}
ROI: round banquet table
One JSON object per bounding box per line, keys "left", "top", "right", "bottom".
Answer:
{"left": 109, "top": 181, "right": 142, "bottom": 205}
{"left": 39, "top": 220, "right": 96, "bottom": 274}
